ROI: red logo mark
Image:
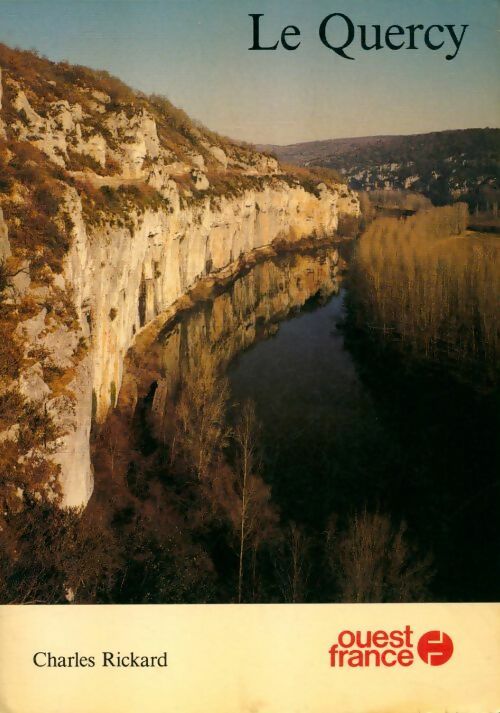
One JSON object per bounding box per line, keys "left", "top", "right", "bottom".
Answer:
{"left": 417, "top": 631, "right": 454, "bottom": 666}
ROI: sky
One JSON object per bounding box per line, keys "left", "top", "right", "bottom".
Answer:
{"left": 0, "top": 0, "right": 498, "bottom": 145}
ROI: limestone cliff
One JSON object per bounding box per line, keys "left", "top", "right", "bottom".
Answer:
{"left": 119, "top": 247, "right": 343, "bottom": 443}
{"left": 0, "top": 44, "right": 359, "bottom": 509}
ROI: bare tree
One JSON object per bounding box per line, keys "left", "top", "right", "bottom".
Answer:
{"left": 234, "top": 400, "right": 258, "bottom": 602}
{"left": 232, "top": 400, "right": 275, "bottom": 603}
{"left": 352, "top": 204, "right": 498, "bottom": 373}
{"left": 172, "top": 353, "right": 230, "bottom": 480}
{"left": 325, "top": 509, "right": 433, "bottom": 603}
{"left": 276, "top": 522, "right": 311, "bottom": 603}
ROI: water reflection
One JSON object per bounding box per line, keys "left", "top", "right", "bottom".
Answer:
{"left": 120, "top": 226, "right": 499, "bottom": 602}
{"left": 147, "top": 247, "right": 343, "bottom": 437}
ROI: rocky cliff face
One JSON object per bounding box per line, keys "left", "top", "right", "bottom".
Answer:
{"left": 119, "top": 247, "right": 343, "bottom": 445}
{"left": 0, "top": 45, "right": 359, "bottom": 509}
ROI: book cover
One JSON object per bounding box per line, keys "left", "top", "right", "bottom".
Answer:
{"left": 0, "top": 1, "right": 498, "bottom": 711}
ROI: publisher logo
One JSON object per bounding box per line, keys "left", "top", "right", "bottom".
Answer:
{"left": 417, "top": 631, "right": 454, "bottom": 666}
{"left": 329, "top": 627, "right": 454, "bottom": 668}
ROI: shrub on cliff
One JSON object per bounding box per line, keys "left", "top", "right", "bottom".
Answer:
{"left": 0, "top": 499, "right": 121, "bottom": 603}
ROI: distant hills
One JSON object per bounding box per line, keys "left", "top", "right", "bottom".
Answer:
{"left": 261, "top": 129, "right": 500, "bottom": 207}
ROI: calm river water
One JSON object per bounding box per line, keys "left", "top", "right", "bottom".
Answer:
{"left": 138, "top": 239, "right": 499, "bottom": 602}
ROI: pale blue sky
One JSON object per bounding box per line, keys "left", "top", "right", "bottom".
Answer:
{"left": 0, "top": 0, "right": 498, "bottom": 144}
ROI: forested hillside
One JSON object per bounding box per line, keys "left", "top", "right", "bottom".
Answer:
{"left": 263, "top": 129, "right": 500, "bottom": 208}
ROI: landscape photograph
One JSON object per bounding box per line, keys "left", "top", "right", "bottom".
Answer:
{"left": 0, "top": 0, "right": 498, "bottom": 606}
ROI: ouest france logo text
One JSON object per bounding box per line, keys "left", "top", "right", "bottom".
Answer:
{"left": 329, "top": 627, "right": 454, "bottom": 668}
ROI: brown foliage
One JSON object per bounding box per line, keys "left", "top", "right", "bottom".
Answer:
{"left": 0, "top": 325, "right": 23, "bottom": 382}
{"left": 275, "top": 522, "right": 311, "bottom": 603}
{"left": 0, "top": 139, "right": 69, "bottom": 272}
{"left": 0, "top": 500, "right": 120, "bottom": 603}
{"left": 326, "top": 510, "right": 433, "bottom": 603}
{"left": 281, "top": 163, "right": 342, "bottom": 189}
{"left": 232, "top": 400, "right": 278, "bottom": 602}
{"left": 76, "top": 180, "right": 167, "bottom": 227}
{"left": 171, "top": 353, "right": 230, "bottom": 480}
{"left": 352, "top": 204, "right": 499, "bottom": 378}
{"left": 367, "top": 189, "right": 433, "bottom": 212}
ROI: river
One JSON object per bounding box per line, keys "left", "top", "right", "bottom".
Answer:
{"left": 94, "top": 230, "right": 499, "bottom": 603}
